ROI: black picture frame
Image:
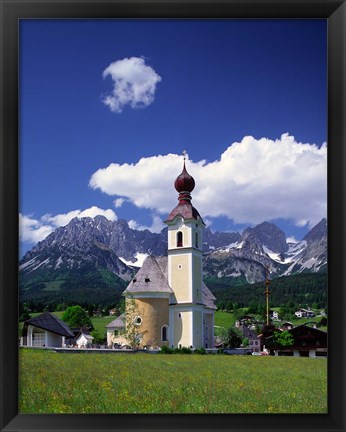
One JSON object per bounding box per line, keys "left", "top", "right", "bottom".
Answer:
{"left": 1, "top": 1, "right": 345, "bottom": 431}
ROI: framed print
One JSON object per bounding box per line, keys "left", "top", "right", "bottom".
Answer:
{"left": 1, "top": 1, "right": 345, "bottom": 431}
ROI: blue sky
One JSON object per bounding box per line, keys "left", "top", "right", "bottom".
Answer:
{"left": 19, "top": 19, "right": 327, "bottom": 257}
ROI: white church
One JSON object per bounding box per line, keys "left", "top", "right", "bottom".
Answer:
{"left": 107, "top": 157, "right": 217, "bottom": 349}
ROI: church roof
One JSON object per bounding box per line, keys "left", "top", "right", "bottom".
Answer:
{"left": 123, "top": 256, "right": 173, "bottom": 295}
{"left": 123, "top": 256, "right": 217, "bottom": 310}
{"left": 25, "top": 311, "right": 74, "bottom": 337}
{"left": 165, "top": 202, "right": 204, "bottom": 224}
{"left": 106, "top": 313, "right": 126, "bottom": 329}
{"left": 202, "top": 282, "right": 218, "bottom": 310}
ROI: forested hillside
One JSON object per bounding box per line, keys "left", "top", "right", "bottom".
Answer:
{"left": 206, "top": 273, "right": 327, "bottom": 310}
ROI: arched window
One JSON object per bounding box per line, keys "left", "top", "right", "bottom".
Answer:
{"left": 195, "top": 232, "right": 199, "bottom": 248}
{"left": 177, "top": 231, "right": 183, "bottom": 247}
{"left": 162, "top": 325, "right": 168, "bottom": 342}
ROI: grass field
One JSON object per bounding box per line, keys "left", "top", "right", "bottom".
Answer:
{"left": 214, "top": 310, "right": 236, "bottom": 328}
{"left": 19, "top": 349, "right": 327, "bottom": 414}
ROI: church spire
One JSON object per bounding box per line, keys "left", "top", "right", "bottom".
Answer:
{"left": 174, "top": 153, "right": 195, "bottom": 203}
{"left": 165, "top": 152, "right": 204, "bottom": 224}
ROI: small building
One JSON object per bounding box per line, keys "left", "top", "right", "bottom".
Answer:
{"left": 106, "top": 313, "right": 127, "bottom": 347}
{"left": 270, "top": 310, "right": 279, "bottom": 320}
{"left": 280, "top": 321, "right": 294, "bottom": 330}
{"left": 75, "top": 330, "right": 94, "bottom": 348}
{"left": 239, "top": 324, "right": 261, "bottom": 353}
{"left": 295, "top": 308, "right": 315, "bottom": 318}
{"left": 22, "top": 311, "right": 74, "bottom": 348}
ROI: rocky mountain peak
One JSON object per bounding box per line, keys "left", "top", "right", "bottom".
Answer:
{"left": 303, "top": 218, "right": 327, "bottom": 243}
{"left": 245, "top": 221, "right": 288, "bottom": 254}
{"left": 19, "top": 215, "right": 327, "bottom": 291}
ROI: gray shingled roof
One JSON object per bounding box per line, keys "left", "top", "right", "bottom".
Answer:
{"left": 123, "top": 256, "right": 173, "bottom": 295}
{"left": 239, "top": 324, "right": 259, "bottom": 339}
{"left": 123, "top": 256, "right": 217, "bottom": 310}
{"left": 26, "top": 311, "right": 74, "bottom": 337}
{"left": 106, "top": 313, "right": 126, "bottom": 329}
{"left": 202, "top": 282, "right": 217, "bottom": 310}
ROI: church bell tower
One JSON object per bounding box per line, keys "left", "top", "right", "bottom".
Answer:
{"left": 165, "top": 154, "right": 206, "bottom": 348}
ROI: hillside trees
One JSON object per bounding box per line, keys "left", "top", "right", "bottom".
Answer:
{"left": 211, "top": 273, "right": 327, "bottom": 310}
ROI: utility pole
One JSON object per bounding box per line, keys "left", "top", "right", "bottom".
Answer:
{"left": 265, "top": 266, "right": 271, "bottom": 325}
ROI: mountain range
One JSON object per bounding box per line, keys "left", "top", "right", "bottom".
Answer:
{"left": 19, "top": 216, "right": 327, "bottom": 307}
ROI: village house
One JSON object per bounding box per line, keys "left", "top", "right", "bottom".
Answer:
{"left": 270, "top": 310, "right": 279, "bottom": 320}
{"left": 265, "top": 324, "right": 327, "bottom": 357}
{"left": 294, "top": 308, "right": 315, "bottom": 318}
{"left": 108, "top": 158, "right": 217, "bottom": 349}
{"left": 106, "top": 313, "right": 128, "bottom": 347}
{"left": 280, "top": 321, "right": 294, "bottom": 330}
{"left": 75, "top": 329, "right": 94, "bottom": 348}
{"left": 22, "top": 311, "right": 74, "bottom": 348}
{"left": 238, "top": 324, "right": 261, "bottom": 353}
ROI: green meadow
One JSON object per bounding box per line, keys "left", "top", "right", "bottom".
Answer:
{"left": 19, "top": 349, "right": 327, "bottom": 414}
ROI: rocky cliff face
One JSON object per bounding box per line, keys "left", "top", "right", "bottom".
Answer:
{"left": 203, "top": 220, "right": 327, "bottom": 283}
{"left": 20, "top": 216, "right": 327, "bottom": 286}
{"left": 283, "top": 218, "right": 327, "bottom": 275}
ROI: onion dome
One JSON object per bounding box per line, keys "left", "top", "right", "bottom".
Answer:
{"left": 165, "top": 157, "right": 205, "bottom": 225}
{"left": 174, "top": 161, "right": 195, "bottom": 193}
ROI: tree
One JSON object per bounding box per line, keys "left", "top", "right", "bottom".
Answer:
{"left": 242, "top": 337, "right": 250, "bottom": 347}
{"left": 62, "top": 305, "right": 93, "bottom": 329}
{"left": 232, "top": 307, "right": 242, "bottom": 321}
{"left": 227, "top": 327, "right": 242, "bottom": 348}
{"left": 90, "top": 329, "right": 105, "bottom": 344}
{"left": 261, "top": 324, "right": 277, "bottom": 338}
{"left": 225, "top": 301, "right": 233, "bottom": 311}
{"left": 272, "top": 330, "right": 294, "bottom": 348}
{"left": 19, "top": 303, "right": 31, "bottom": 322}
{"left": 247, "top": 301, "right": 258, "bottom": 314}
{"left": 318, "top": 316, "right": 327, "bottom": 327}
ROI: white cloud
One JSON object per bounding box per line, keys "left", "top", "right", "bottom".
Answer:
{"left": 89, "top": 134, "right": 327, "bottom": 229}
{"left": 89, "top": 153, "right": 190, "bottom": 213}
{"left": 286, "top": 236, "right": 299, "bottom": 244}
{"left": 102, "top": 56, "right": 161, "bottom": 113}
{"left": 128, "top": 215, "right": 165, "bottom": 234}
{"left": 20, "top": 207, "right": 117, "bottom": 245}
{"left": 19, "top": 214, "right": 54, "bottom": 244}
{"left": 114, "top": 198, "right": 126, "bottom": 208}
{"left": 42, "top": 206, "right": 117, "bottom": 226}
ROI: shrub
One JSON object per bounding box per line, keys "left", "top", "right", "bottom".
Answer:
{"left": 174, "top": 346, "right": 192, "bottom": 354}
{"left": 160, "top": 346, "right": 206, "bottom": 355}
{"left": 159, "top": 345, "right": 174, "bottom": 354}
{"left": 194, "top": 347, "right": 206, "bottom": 355}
